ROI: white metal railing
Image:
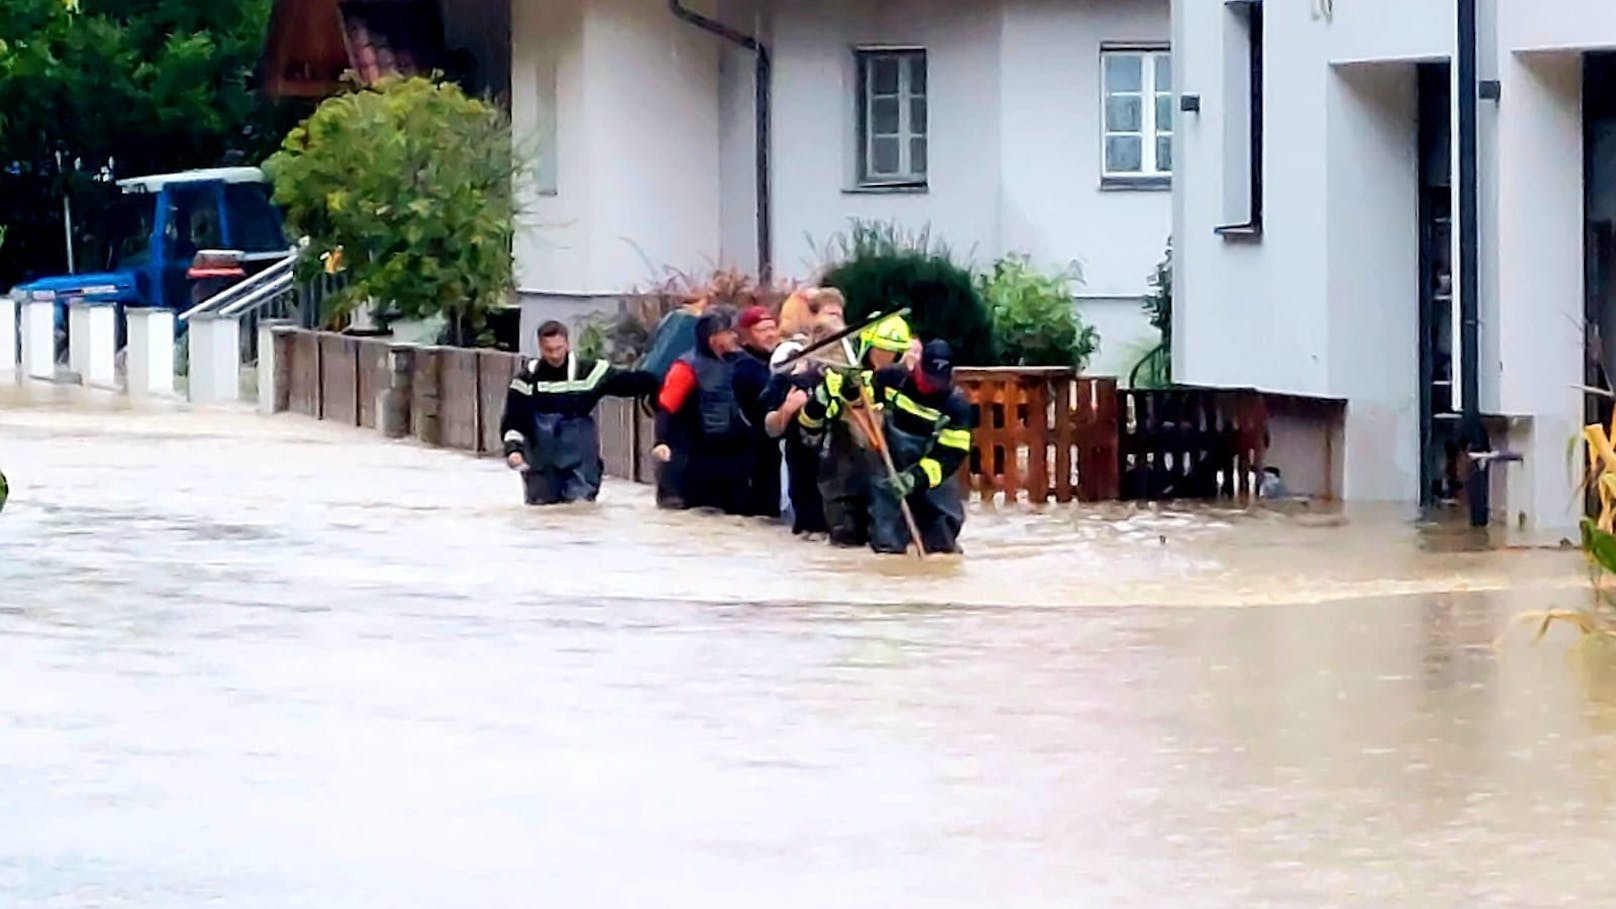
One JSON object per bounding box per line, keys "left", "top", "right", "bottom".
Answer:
{"left": 177, "top": 249, "right": 298, "bottom": 322}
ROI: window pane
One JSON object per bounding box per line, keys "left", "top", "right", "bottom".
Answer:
{"left": 1155, "top": 95, "right": 1174, "bottom": 132}
{"left": 1156, "top": 136, "right": 1173, "bottom": 173}
{"left": 870, "top": 56, "right": 900, "bottom": 94}
{"left": 910, "top": 97, "right": 927, "bottom": 134}
{"left": 872, "top": 136, "right": 901, "bottom": 175}
{"left": 1105, "top": 135, "right": 1143, "bottom": 173}
{"left": 872, "top": 97, "right": 900, "bottom": 135}
{"left": 1154, "top": 54, "right": 1172, "bottom": 91}
{"left": 1104, "top": 54, "right": 1142, "bottom": 92}
{"left": 910, "top": 137, "right": 928, "bottom": 176}
{"left": 1105, "top": 95, "right": 1142, "bottom": 132}
{"left": 908, "top": 54, "right": 926, "bottom": 93}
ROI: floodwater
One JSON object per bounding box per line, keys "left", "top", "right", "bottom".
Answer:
{"left": 3, "top": 384, "right": 1616, "bottom": 908}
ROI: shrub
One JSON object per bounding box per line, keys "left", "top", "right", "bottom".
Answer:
{"left": 815, "top": 220, "right": 996, "bottom": 365}
{"left": 1144, "top": 238, "right": 1172, "bottom": 349}
{"left": 263, "top": 77, "right": 516, "bottom": 345}
{"left": 576, "top": 267, "right": 797, "bottom": 365}
{"left": 977, "top": 254, "right": 1099, "bottom": 370}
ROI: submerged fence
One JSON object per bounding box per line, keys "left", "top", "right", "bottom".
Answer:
{"left": 269, "top": 328, "right": 1345, "bottom": 504}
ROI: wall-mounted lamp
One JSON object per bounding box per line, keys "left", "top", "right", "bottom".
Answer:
{"left": 1180, "top": 94, "right": 1202, "bottom": 113}
{"left": 1478, "top": 80, "right": 1501, "bottom": 102}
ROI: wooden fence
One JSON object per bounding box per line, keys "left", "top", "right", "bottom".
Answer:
{"left": 270, "top": 328, "right": 1344, "bottom": 504}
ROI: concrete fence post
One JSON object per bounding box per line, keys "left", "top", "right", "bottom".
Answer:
{"left": 83, "top": 302, "right": 117, "bottom": 389}
{"left": 187, "top": 312, "right": 243, "bottom": 404}
{"left": 67, "top": 302, "right": 90, "bottom": 380}
{"left": 257, "top": 319, "right": 295, "bottom": 414}
{"left": 126, "top": 307, "right": 175, "bottom": 398}
{"left": 381, "top": 343, "right": 415, "bottom": 438}
{"left": 0, "top": 293, "right": 17, "bottom": 377}
{"left": 411, "top": 346, "right": 443, "bottom": 446}
{"left": 21, "top": 295, "right": 56, "bottom": 381}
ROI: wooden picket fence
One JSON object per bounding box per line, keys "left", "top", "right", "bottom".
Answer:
{"left": 272, "top": 329, "right": 1344, "bottom": 504}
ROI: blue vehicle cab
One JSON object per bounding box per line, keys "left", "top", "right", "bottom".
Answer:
{"left": 11, "top": 167, "right": 291, "bottom": 345}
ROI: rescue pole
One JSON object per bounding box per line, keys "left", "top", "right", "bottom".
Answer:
{"left": 771, "top": 308, "right": 912, "bottom": 374}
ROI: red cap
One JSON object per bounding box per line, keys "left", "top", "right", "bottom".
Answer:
{"left": 737, "top": 305, "right": 773, "bottom": 331}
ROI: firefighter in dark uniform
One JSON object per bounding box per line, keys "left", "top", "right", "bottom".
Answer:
{"left": 867, "top": 340, "right": 974, "bottom": 555}
{"left": 797, "top": 314, "right": 913, "bottom": 547}
{"left": 500, "top": 320, "right": 660, "bottom": 505}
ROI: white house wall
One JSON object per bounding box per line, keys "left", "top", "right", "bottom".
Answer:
{"left": 1173, "top": 0, "right": 1616, "bottom": 529}
{"left": 769, "top": 0, "right": 1169, "bottom": 374}
{"left": 511, "top": 0, "right": 725, "bottom": 299}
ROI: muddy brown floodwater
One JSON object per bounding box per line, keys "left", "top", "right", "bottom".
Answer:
{"left": 3, "top": 385, "right": 1616, "bottom": 908}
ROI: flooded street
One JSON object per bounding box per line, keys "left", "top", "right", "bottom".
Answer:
{"left": 4, "top": 386, "right": 1616, "bottom": 907}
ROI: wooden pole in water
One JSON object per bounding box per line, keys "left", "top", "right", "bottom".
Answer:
{"left": 851, "top": 384, "right": 927, "bottom": 560}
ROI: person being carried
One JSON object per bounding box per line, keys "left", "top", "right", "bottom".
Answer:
{"left": 652, "top": 307, "right": 753, "bottom": 514}
{"left": 500, "top": 321, "right": 660, "bottom": 506}
{"left": 797, "top": 313, "right": 913, "bottom": 547}
{"left": 867, "top": 340, "right": 974, "bottom": 555}
{"left": 764, "top": 313, "right": 846, "bottom": 537}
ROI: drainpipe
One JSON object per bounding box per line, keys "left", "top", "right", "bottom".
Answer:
{"left": 668, "top": 1, "right": 773, "bottom": 278}
{"left": 1457, "top": 0, "right": 1488, "bottom": 527}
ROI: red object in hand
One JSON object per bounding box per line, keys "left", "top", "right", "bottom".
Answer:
{"left": 659, "top": 360, "right": 697, "bottom": 412}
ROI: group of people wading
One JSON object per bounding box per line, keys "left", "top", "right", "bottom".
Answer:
{"left": 497, "top": 288, "right": 974, "bottom": 556}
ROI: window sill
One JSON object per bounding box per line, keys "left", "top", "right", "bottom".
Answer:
{"left": 1214, "top": 220, "right": 1264, "bottom": 242}
{"left": 844, "top": 182, "right": 929, "bottom": 196}
{"left": 1100, "top": 175, "right": 1171, "bottom": 192}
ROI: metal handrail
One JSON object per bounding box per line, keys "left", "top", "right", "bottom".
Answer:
{"left": 177, "top": 245, "right": 299, "bottom": 322}
{"left": 219, "top": 270, "right": 295, "bottom": 317}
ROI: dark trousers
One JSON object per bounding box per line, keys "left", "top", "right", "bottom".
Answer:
{"left": 522, "top": 461, "right": 601, "bottom": 506}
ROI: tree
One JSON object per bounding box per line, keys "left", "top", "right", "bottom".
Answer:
{"left": 0, "top": 0, "right": 298, "bottom": 286}
{"left": 977, "top": 254, "right": 1100, "bottom": 370}
{"left": 264, "top": 77, "right": 517, "bottom": 345}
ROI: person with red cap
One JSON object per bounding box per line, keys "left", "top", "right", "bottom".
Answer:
{"left": 730, "top": 304, "right": 785, "bottom": 519}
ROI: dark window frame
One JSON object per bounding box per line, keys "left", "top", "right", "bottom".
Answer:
{"left": 1215, "top": 0, "right": 1264, "bottom": 240}
{"left": 853, "top": 47, "right": 929, "bottom": 190}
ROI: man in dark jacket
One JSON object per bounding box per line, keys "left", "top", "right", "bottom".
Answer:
{"left": 867, "top": 340, "right": 975, "bottom": 555}
{"left": 500, "top": 320, "right": 660, "bottom": 505}
{"left": 652, "top": 307, "right": 752, "bottom": 513}
{"left": 731, "top": 305, "right": 783, "bottom": 519}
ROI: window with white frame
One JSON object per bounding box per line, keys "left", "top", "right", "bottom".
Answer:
{"left": 855, "top": 48, "right": 928, "bottom": 187}
{"left": 1102, "top": 48, "right": 1173, "bottom": 181}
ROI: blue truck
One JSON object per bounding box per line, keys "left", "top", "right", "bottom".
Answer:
{"left": 11, "top": 167, "right": 291, "bottom": 346}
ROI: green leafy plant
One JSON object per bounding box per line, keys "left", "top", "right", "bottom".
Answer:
{"left": 976, "top": 254, "right": 1099, "bottom": 370}
{"left": 264, "top": 77, "right": 517, "bottom": 346}
{"left": 1143, "top": 237, "right": 1171, "bottom": 342}
{"left": 815, "top": 219, "right": 996, "bottom": 365}
{"left": 1512, "top": 420, "right": 1616, "bottom": 645}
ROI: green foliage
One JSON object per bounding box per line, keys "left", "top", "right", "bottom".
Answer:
{"left": 0, "top": 0, "right": 300, "bottom": 286}
{"left": 264, "top": 78, "right": 517, "bottom": 345}
{"left": 976, "top": 254, "right": 1099, "bottom": 370}
{"left": 816, "top": 219, "right": 996, "bottom": 365}
{"left": 1144, "top": 237, "right": 1172, "bottom": 347}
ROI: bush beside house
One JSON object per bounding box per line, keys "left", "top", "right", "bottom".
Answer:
{"left": 263, "top": 77, "right": 517, "bottom": 346}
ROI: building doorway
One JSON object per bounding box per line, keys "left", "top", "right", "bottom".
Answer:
{"left": 1585, "top": 54, "right": 1616, "bottom": 431}
{"left": 1417, "top": 62, "right": 1460, "bottom": 508}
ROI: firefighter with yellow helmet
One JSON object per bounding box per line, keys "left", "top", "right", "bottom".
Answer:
{"left": 797, "top": 313, "right": 915, "bottom": 547}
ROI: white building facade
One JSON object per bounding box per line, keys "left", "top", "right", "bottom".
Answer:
{"left": 1172, "top": 0, "right": 1616, "bottom": 533}
{"left": 510, "top": 0, "right": 1172, "bottom": 376}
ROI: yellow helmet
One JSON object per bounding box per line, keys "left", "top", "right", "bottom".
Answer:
{"left": 859, "top": 314, "right": 913, "bottom": 356}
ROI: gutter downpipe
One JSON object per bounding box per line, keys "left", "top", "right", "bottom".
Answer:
{"left": 1457, "top": 0, "right": 1488, "bottom": 527}
{"left": 668, "top": 1, "right": 773, "bottom": 279}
